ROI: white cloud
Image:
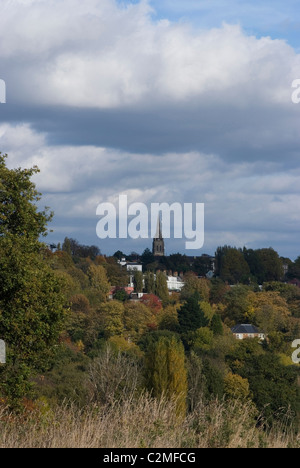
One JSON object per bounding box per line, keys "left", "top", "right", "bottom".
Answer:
{"left": 1, "top": 122, "right": 300, "bottom": 258}
{"left": 1, "top": 0, "right": 299, "bottom": 109}
{"left": 1, "top": 1, "right": 300, "bottom": 258}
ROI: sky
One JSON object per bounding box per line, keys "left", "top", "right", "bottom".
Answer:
{"left": 0, "top": 0, "right": 300, "bottom": 259}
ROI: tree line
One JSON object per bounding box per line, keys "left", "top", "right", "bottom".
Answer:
{"left": 116, "top": 245, "right": 299, "bottom": 286}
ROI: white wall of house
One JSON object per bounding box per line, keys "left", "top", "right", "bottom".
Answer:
{"left": 166, "top": 275, "right": 184, "bottom": 291}
{"left": 126, "top": 264, "right": 143, "bottom": 272}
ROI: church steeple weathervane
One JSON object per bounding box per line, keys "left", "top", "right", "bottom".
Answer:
{"left": 152, "top": 213, "right": 165, "bottom": 256}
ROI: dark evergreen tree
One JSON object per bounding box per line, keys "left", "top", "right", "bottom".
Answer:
{"left": 210, "top": 314, "right": 223, "bottom": 336}
{"left": 177, "top": 293, "right": 209, "bottom": 335}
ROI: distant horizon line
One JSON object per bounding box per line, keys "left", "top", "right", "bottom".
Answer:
{"left": 45, "top": 238, "right": 299, "bottom": 262}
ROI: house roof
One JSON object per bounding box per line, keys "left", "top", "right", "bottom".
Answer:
{"left": 231, "top": 324, "right": 262, "bottom": 334}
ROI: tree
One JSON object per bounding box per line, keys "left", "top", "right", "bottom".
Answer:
{"left": 155, "top": 271, "right": 169, "bottom": 303}
{"left": 62, "top": 237, "right": 72, "bottom": 256}
{"left": 192, "top": 255, "right": 214, "bottom": 276}
{"left": 202, "top": 359, "right": 224, "bottom": 400}
{"left": 0, "top": 154, "right": 66, "bottom": 406}
{"left": 98, "top": 301, "right": 124, "bottom": 339}
{"left": 180, "top": 273, "right": 210, "bottom": 302}
{"left": 133, "top": 270, "right": 143, "bottom": 293}
{"left": 88, "top": 344, "right": 141, "bottom": 405}
{"left": 177, "top": 294, "right": 209, "bottom": 336}
{"left": 123, "top": 302, "right": 154, "bottom": 342}
{"left": 224, "top": 373, "right": 250, "bottom": 401}
{"left": 216, "top": 247, "right": 250, "bottom": 284}
{"left": 144, "top": 333, "right": 188, "bottom": 418}
{"left": 113, "top": 288, "right": 129, "bottom": 302}
{"left": 105, "top": 261, "right": 128, "bottom": 287}
{"left": 140, "top": 293, "right": 162, "bottom": 315}
{"left": 210, "top": 314, "right": 223, "bottom": 336}
{"left": 209, "top": 278, "right": 230, "bottom": 304}
{"left": 258, "top": 248, "right": 284, "bottom": 282}
{"left": 87, "top": 264, "right": 111, "bottom": 304}
{"left": 0, "top": 153, "right": 52, "bottom": 239}
{"left": 70, "top": 294, "right": 91, "bottom": 315}
{"left": 244, "top": 248, "right": 284, "bottom": 283}
{"left": 62, "top": 237, "right": 100, "bottom": 260}
{"left": 186, "top": 351, "right": 204, "bottom": 411}
{"left": 164, "top": 253, "right": 190, "bottom": 274}
{"left": 288, "top": 256, "right": 300, "bottom": 280}
{"left": 113, "top": 250, "right": 126, "bottom": 261}
{"left": 237, "top": 353, "right": 300, "bottom": 423}
{"left": 191, "top": 327, "right": 214, "bottom": 352}
{"left": 157, "top": 304, "right": 179, "bottom": 332}
{"left": 140, "top": 248, "right": 155, "bottom": 268}
{"left": 223, "top": 285, "right": 252, "bottom": 324}
{"left": 144, "top": 271, "right": 155, "bottom": 294}
{"left": 247, "top": 290, "right": 291, "bottom": 333}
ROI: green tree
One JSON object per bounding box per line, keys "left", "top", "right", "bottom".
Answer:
{"left": 62, "top": 237, "right": 100, "bottom": 260}
{"left": 180, "top": 273, "right": 210, "bottom": 302}
{"left": 87, "top": 264, "right": 111, "bottom": 304}
{"left": 157, "top": 304, "right": 179, "bottom": 332}
{"left": 191, "top": 327, "right": 214, "bottom": 352}
{"left": 177, "top": 294, "right": 209, "bottom": 336}
{"left": 202, "top": 359, "right": 224, "bottom": 400}
{"left": 113, "top": 288, "right": 129, "bottom": 302}
{"left": 155, "top": 271, "right": 169, "bottom": 303}
{"left": 144, "top": 270, "right": 155, "bottom": 294}
{"left": 62, "top": 237, "right": 72, "bottom": 256}
{"left": 0, "top": 154, "right": 66, "bottom": 406}
{"left": 288, "top": 256, "right": 300, "bottom": 279}
{"left": 123, "top": 302, "right": 154, "bottom": 342}
{"left": 105, "top": 261, "right": 128, "bottom": 287}
{"left": 258, "top": 248, "right": 284, "bottom": 282}
{"left": 192, "top": 255, "right": 214, "bottom": 277}
{"left": 224, "top": 372, "right": 250, "bottom": 401}
{"left": 98, "top": 301, "right": 124, "bottom": 339}
{"left": 217, "top": 247, "right": 250, "bottom": 284}
{"left": 209, "top": 278, "right": 230, "bottom": 304}
{"left": 133, "top": 270, "right": 143, "bottom": 293}
{"left": 238, "top": 353, "right": 300, "bottom": 423}
{"left": 164, "top": 253, "right": 191, "bottom": 274}
{"left": 0, "top": 153, "right": 52, "bottom": 239}
{"left": 140, "top": 248, "right": 155, "bottom": 268}
{"left": 247, "top": 290, "right": 291, "bottom": 333}
{"left": 223, "top": 285, "right": 252, "bottom": 324}
{"left": 244, "top": 248, "right": 284, "bottom": 283}
{"left": 113, "top": 250, "right": 126, "bottom": 261}
{"left": 210, "top": 314, "right": 223, "bottom": 336}
{"left": 144, "top": 334, "right": 188, "bottom": 417}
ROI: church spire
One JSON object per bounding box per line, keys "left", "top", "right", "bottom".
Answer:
{"left": 155, "top": 213, "right": 162, "bottom": 239}
{"left": 152, "top": 213, "right": 165, "bottom": 256}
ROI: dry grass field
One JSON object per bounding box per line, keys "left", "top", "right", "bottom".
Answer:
{"left": 0, "top": 394, "right": 298, "bottom": 448}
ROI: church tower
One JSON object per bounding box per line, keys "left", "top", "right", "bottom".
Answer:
{"left": 152, "top": 214, "right": 165, "bottom": 256}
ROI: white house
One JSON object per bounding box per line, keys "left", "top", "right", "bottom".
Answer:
{"left": 166, "top": 275, "right": 184, "bottom": 291}
{"left": 231, "top": 324, "right": 266, "bottom": 341}
{"left": 126, "top": 263, "right": 143, "bottom": 272}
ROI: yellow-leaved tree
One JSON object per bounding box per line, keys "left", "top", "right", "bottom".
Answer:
{"left": 144, "top": 333, "right": 187, "bottom": 418}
